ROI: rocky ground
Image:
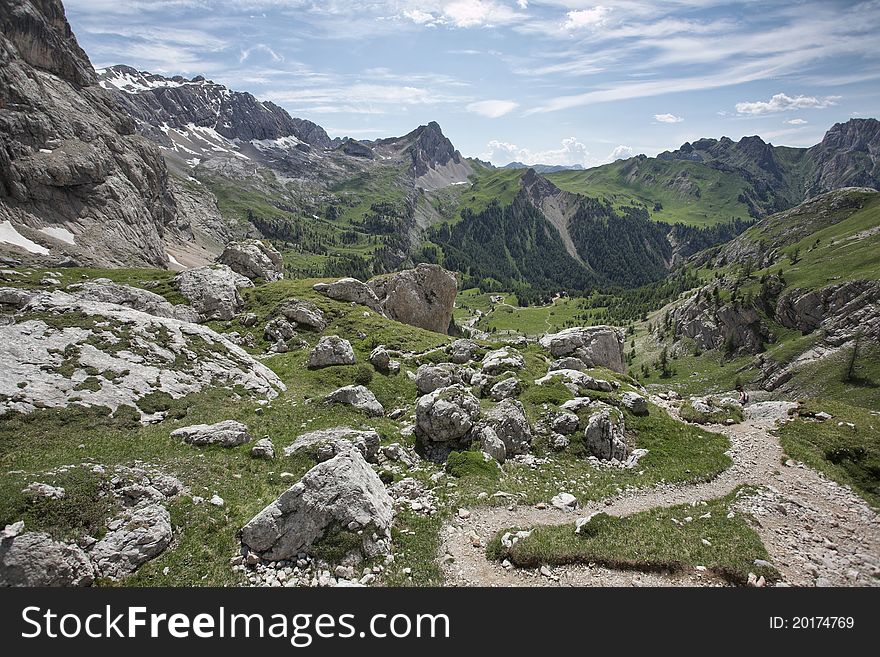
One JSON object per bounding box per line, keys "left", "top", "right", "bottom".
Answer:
{"left": 440, "top": 400, "right": 880, "bottom": 587}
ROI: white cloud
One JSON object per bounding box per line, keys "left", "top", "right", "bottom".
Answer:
{"left": 784, "top": 117, "right": 808, "bottom": 125}
{"left": 466, "top": 99, "right": 519, "bottom": 118}
{"left": 608, "top": 145, "right": 633, "bottom": 161}
{"left": 735, "top": 92, "right": 840, "bottom": 115}
{"left": 443, "top": 0, "right": 520, "bottom": 28}
{"left": 563, "top": 6, "right": 609, "bottom": 30}
{"left": 517, "top": 0, "right": 528, "bottom": 8}
{"left": 263, "top": 83, "right": 463, "bottom": 114}
{"left": 239, "top": 44, "right": 283, "bottom": 64}
{"left": 654, "top": 113, "right": 683, "bottom": 123}
{"left": 480, "top": 136, "right": 592, "bottom": 167}
{"left": 403, "top": 9, "right": 436, "bottom": 25}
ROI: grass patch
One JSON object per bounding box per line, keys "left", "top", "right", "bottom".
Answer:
{"left": 777, "top": 399, "right": 880, "bottom": 508}
{"left": 486, "top": 489, "right": 777, "bottom": 585}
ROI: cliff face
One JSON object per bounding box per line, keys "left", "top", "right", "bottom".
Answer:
{"left": 806, "top": 119, "right": 880, "bottom": 197}
{"left": 0, "top": 0, "right": 184, "bottom": 267}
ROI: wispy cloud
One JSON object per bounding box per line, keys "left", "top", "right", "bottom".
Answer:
{"left": 654, "top": 113, "right": 684, "bottom": 123}
{"left": 466, "top": 99, "right": 519, "bottom": 118}
{"left": 784, "top": 118, "right": 809, "bottom": 125}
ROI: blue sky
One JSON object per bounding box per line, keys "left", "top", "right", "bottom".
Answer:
{"left": 64, "top": 0, "right": 880, "bottom": 167}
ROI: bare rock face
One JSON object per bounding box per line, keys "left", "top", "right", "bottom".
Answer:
{"left": 307, "top": 335, "right": 355, "bottom": 369}
{"left": 313, "top": 278, "right": 383, "bottom": 313}
{"left": 0, "top": 531, "right": 95, "bottom": 587}
{"left": 324, "top": 385, "right": 384, "bottom": 417}
{"left": 172, "top": 420, "right": 253, "bottom": 447}
{"left": 775, "top": 280, "right": 880, "bottom": 344}
{"left": 217, "top": 239, "right": 284, "bottom": 283}
{"left": 0, "top": 0, "right": 186, "bottom": 267}
{"left": 90, "top": 504, "right": 172, "bottom": 580}
{"left": 415, "top": 384, "right": 481, "bottom": 462}
{"left": 584, "top": 405, "right": 629, "bottom": 461}
{"left": 174, "top": 264, "right": 254, "bottom": 321}
{"left": 539, "top": 326, "right": 626, "bottom": 373}
{"left": 240, "top": 448, "right": 393, "bottom": 564}
{"left": 672, "top": 294, "right": 767, "bottom": 354}
{"left": 67, "top": 278, "right": 198, "bottom": 322}
{"left": 284, "top": 427, "right": 381, "bottom": 463}
{"left": 0, "top": 289, "right": 284, "bottom": 418}
{"left": 368, "top": 264, "right": 458, "bottom": 334}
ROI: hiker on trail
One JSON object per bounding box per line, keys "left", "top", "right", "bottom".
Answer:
{"left": 739, "top": 387, "right": 749, "bottom": 405}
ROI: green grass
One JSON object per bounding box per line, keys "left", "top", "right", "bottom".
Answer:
{"left": 777, "top": 399, "right": 880, "bottom": 508}
{"left": 447, "top": 403, "right": 731, "bottom": 507}
{"left": 486, "top": 489, "right": 777, "bottom": 585}
{"left": 547, "top": 158, "right": 755, "bottom": 227}
{"left": 680, "top": 398, "right": 745, "bottom": 425}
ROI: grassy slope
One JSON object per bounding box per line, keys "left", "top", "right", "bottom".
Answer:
{"left": 547, "top": 158, "right": 755, "bottom": 227}
{"left": 0, "top": 270, "right": 745, "bottom": 585}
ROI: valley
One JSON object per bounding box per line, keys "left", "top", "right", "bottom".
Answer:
{"left": 0, "top": 0, "right": 878, "bottom": 591}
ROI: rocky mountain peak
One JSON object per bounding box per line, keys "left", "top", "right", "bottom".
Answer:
{"left": 0, "top": 0, "right": 95, "bottom": 88}
{"left": 97, "top": 65, "right": 333, "bottom": 149}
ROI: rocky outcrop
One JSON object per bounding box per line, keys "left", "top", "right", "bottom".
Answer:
{"left": 174, "top": 264, "right": 253, "bottom": 321}
{"left": 240, "top": 448, "right": 393, "bottom": 564}
{"left": 67, "top": 278, "right": 198, "bottom": 322}
{"left": 313, "top": 278, "right": 383, "bottom": 313}
{"left": 90, "top": 504, "right": 172, "bottom": 580}
{"left": 775, "top": 280, "right": 880, "bottom": 344}
{"left": 283, "top": 427, "right": 381, "bottom": 464}
{"left": 584, "top": 405, "right": 629, "bottom": 461}
{"left": 806, "top": 119, "right": 880, "bottom": 197}
{"left": 172, "top": 420, "right": 253, "bottom": 447}
{"left": 481, "top": 347, "right": 525, "bottom": 375}
{"left": 279, "top": 299, "right": 326, "bottom": 331}
{"left": 672, "top": 293, "right": 767, "bottom": 354}
{"left": 367, "top": 264, "right": 458, "bottom": 334}
{"left": 0, "top": 0, "right": 185, "bottom": 268}
{"left": 217, "top": 239, "right": 284, "bottom": 283}
{"left": 324, "top": 385, "right": 384, "bottom": 417}
{"left": 620, "top": 391, "right": 648, "bottom": 416}
{"left": 415, "top": 363, "right": 465, "bottom": 396}
{"left": 414, "top": 384, "right": 482, "bottom": 462}
{"left": 539, "top": 326, "right": 626, "bottom": 373}
{"left": 448, "top": 338, "right": 479, "bottom": 364}
{"left": 0, "top": 289, "right": 284, "bottom": 418}
{"left": 482, "top": 399, "right": 532, "bottom": 457}
{"left": 307, "top": 336, "right": 356, "bottom": 369}
{"left": 0, "top": 530, "right": 95, "bottom": 587}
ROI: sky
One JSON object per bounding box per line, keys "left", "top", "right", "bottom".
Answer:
{"left": 64, "top": 0, "right": 880, "bottom": 168}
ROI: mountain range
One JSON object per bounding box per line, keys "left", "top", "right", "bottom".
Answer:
{"left": 1, "top": 0, "right": 879, "bottom": 298}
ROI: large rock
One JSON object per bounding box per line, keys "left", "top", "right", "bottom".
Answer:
{"left": 324, "top": 385, "right": 384, "bottom": 417}
{"left": 476, "top": 425, "right": 506, "bottom": 463}
{"left": 584, "top": 406, "right": 629, "bottom": 461}
{"left": 307, "top": 336, "right": 355, "bottom": 369}
{"left": 217, "top": 239, "right": 284, "bottom": 283}
{"left": 489, "top": 376, "right": 521, "bottom": 401}
{"left": 483, "top": 399, "right": 532, "bottom": 457}
{"left": 90, "top": 504, "right": 172, "bottom": 580}
{"left": 284, "top": 427, "right": 381, "bottom": 463}
{"left": 279, "top": 299, "right": 326, "bottom": 331}
{"left": 415, "top": 384, "right": 481, "bottom": 462}
{"left": 448, "top": 338, "right": 479, "bottom": 364}
{"left": 0, "top": 290, "right": 284, "bottom": 418}
{"left": 620, "top": 391, "right": 648, "bottom": 416}
{"left": 481, "top": 347, "right": 525, "bottom": 375}
{"left": 313, "top": 278, "right": 383, "bottom": 313}
{"left": 250, "top": 437, "right": 275, "bottom": 460}
{"left": 67, "top": 278, "right": 198, "bottom": 322}
{"left": 539, "top": 326, "right": 626, "bottom": 373}
{"left": 0, "top": 531, "right": 95, "bottom": 587}
{"left": 171, "top": 420, "right": 252, "bottom": 447}
{"left": 174, "top": 264, "right": 254, "bottom": 321}
{"left": 415, "top": 363, "right": 462, "bottom": 395}
{"left": 367, "top": 264, "right": 458, "bottom": 334}
{"left": 240, "top": 448, "right": 393, "bottom": 564}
